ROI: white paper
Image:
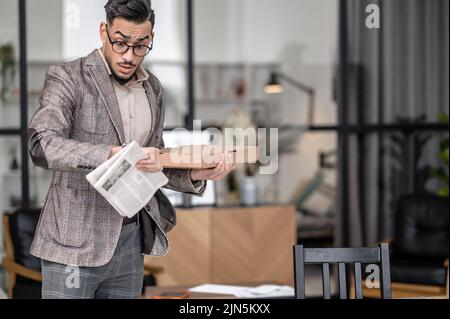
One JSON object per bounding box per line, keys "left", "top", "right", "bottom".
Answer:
{"left": 237, "top": 285, "right": 295, "bottom": 298}
{"left": 86, "top": 141, "right": 168, "bottom": 218}
{"left": 189, "top": 284, "right": 251, "bottom": 295}
{"left": 189, "top": 284, "right": 295, "bottom": 298}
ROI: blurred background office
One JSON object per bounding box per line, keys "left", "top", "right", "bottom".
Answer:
{"left": 0, "top": 0, "right": 448, "bottom": 299}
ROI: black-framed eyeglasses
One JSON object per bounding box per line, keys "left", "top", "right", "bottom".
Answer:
{"left": 105, "top": 25, "right": 153, "bottom": 57}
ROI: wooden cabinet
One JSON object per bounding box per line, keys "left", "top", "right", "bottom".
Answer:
{"left": 145, "top": 205, "right": 296, "bottom": 286}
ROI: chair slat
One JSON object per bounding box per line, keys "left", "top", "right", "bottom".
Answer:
{"left": 304, "top": 247, "right": 380, "bottom": 263}
{"left": 338, "top": 263, "right": 347, "bottom": 299}
{"left": 354, "top": 262, "right": 363, "bottom": 299}
{"left": 380, "top": 243, "right": 392, "bottom": 299}
{"left": 293, "top": 245, "right": 306, "bottom": 299}
{"left": 322, "top": 263, "right": 331, "bottom": 299}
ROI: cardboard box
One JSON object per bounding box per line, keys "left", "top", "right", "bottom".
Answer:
{"left": 159, "top": 145, "right": 259, "bottom": 169}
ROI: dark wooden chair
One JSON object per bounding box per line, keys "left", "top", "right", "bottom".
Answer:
{"left": 1, "top": 208, "right": 43, "bottom": 299}
{"left": 293, "top": 243, "right": 391, "bottom": 299}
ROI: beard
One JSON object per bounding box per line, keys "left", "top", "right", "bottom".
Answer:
{"left": 111, "top": 68, "right": 136, "bottom": 85}
{"left": 104, "top": 50, "right": 137, "bottom": 85}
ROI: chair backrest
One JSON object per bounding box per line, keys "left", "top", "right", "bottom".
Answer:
{"left": 3, "top": 208, "right": 42, "bottom": 271}
{"left": 394, "top": 194, "right": 449, "bottom": 260}
{"left": 293, "top": 243, "right": 391, "bottom": 299}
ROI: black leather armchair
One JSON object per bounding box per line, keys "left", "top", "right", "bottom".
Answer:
{"left": 364, "top": 194, "right": 449, "bottom": 298}
{"left": 1, "top": 208, "right": 42, "bottom": 299}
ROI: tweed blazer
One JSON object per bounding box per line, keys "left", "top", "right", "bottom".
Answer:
{"left": 28, "top": 49, "right": 206, "bottom": 267}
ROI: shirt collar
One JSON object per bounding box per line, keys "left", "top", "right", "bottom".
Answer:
{"left": 97, "top": 48, "right": 149, "bottom": 83}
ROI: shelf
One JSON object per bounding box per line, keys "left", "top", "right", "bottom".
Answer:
{"left": 196, "top": 98, "right": 269, "bottom": 104}
{"left": 196, "top": 98, "right": 246, "bottom": 104}
{"left": 195, "top": 62, "right": 279, "bottom": 67}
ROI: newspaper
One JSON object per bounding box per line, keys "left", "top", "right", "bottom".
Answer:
{"left": 86, "top": 141, "right": 169, "bottom": 218}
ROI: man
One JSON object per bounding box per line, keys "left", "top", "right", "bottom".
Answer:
{"left": 28, "top": 0, "right": 234, "bottom": 299}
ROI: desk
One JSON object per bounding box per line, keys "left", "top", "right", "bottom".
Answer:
{"left": 144, "top": 285, "right": 238, "bottom": 299}
{"left": 145, "top": 205, "right": 296, "bottom": 286}
{"left": 144, "top": 286, "right": 448, "bottom": 299}
{"left": 143, "top": 283, "right": 295, "bottom": 299}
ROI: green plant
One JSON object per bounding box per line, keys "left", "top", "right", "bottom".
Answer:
{"left": 431, "top": 113, "right": 449, "bottom": 197}
{"left": 0, "top": 43, "right": 16, "bottom": 102}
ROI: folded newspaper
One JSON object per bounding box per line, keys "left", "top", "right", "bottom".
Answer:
{"left": 86, "top": 141, "right": 169, "bottom": 218}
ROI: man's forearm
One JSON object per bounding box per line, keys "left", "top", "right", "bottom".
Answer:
{"left": 28, "top": 129, "right": 114, "bottom": 172}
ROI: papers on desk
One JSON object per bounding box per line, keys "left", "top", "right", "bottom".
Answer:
{"left": 189, "top": 284, "right": 295, "bottom": 298}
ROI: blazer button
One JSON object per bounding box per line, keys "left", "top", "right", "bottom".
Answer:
{"left": 145, "top": 204, "right": 150, "bottom": 211}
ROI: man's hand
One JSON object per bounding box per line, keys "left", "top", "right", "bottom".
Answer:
{"left": 108, "top": 145, "right": 123, "bottom": 159}
{"left": 136, "top": 147, "right": 163, "bottom": 173}
{"left": 190, "top": 152, "right": 235, "bottom": 181}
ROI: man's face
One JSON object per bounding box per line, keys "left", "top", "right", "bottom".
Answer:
{"left": 100, "top": 17, "right": 153, "bottom": 83}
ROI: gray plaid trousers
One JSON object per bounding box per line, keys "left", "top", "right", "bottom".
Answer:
{"left": 41, "top": 221, "right": 144, "bottom": 299}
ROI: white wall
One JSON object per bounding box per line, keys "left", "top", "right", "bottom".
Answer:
{"left": 194, "top": 0, "right": 339, "bottom": 204}
{"left": 0, "top": 0, "right": 185, "bottom": 62}
{"left": 194, "top": 0, "right": 244, "bottom": 63}
{"left": 61, "top": 0, "right": 186, "bottom": 62}
{"left": 28, "top": 0, "right": 64, "bottom": 61}
{"left": 0, "top": 1, "right": 63, "bottom": 65}
{"left": 194, "top": 0, "right": 338, "bottom": 64}
{"left": 62, "top": 0, "right": 104, "bottom": 60}
{"left": 242, "top": 0, "right": 338, "bottom": 64}
{"left": 0, "top": 0, "right": 19, "bottom": 49}
{"left": 151, "top": 0, "right": 186, "bottom": 62}
{"left": 15, "top": 0, "right": 338, "bottom": 64}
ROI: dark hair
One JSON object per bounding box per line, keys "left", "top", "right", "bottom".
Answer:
{"left": 104, "top": 0, "right": 155, "bottom": 27}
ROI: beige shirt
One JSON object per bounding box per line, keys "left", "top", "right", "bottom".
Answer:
{"left": 98, "top": 48, "right": 152, "bottom": 145}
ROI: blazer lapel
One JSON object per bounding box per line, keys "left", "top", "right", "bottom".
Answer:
{"left": 85, "top": 50, "right": 126, "bottom": 144}
{"left": 142, "top": 80, "right": 158, "bottom": 146}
